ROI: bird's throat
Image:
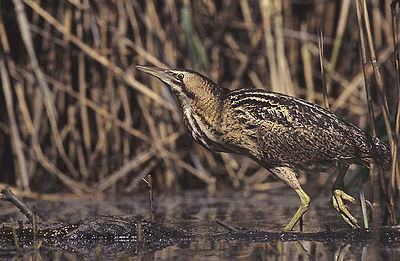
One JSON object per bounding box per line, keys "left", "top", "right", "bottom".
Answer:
{"left": 180, "top": 97, "right": 223, "bottom": 150}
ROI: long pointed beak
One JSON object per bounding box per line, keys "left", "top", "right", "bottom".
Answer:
{"left": 135, "top": 65, "right": 174, "bottom": 85}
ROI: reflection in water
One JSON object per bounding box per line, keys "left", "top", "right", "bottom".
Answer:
{"left": 1, "top": 188, "right": 399, "bottom": 260}
{"left": 335, "top": 244, "right": 351, "bottom": 261}
{"left": 150, "top": 239, "right": 396, "bottom": 261}
{"left": 148, "top": 240, "right": 381, "bottom": 261}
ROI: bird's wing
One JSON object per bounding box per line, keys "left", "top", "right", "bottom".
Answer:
{"left": 228, "top": 89, "right": 371, "bottom": 168}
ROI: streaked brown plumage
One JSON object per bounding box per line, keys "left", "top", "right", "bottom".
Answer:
{"left": 136, "top": 65, "right": 391, "bottom": 231}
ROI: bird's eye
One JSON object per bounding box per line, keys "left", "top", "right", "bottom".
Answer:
{"left": 176, "top": 73, "right": 184, "bottom": 80}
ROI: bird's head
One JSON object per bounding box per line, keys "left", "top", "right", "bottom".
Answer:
{"left": 136, "top": 65, "right": 222, "bottom": 104}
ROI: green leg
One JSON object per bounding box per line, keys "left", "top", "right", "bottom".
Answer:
{"left": 284, "top": 188, "right": 310, "bottom": 231}
{"left": 269, "top": 167, "right": 310, "bottom": 231}
{"left": 332, "top": 165, "right": 360, "bottom": 228}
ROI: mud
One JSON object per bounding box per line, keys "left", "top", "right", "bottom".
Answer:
{"left": 0, "top": 216, "right": 192, "bottom": 259}
{"left": 0, "top": 189, "right": 399, "bottom": 260}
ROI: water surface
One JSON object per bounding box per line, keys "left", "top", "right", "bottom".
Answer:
{"left": 0, "top": 188, "right": 399, "bottom": 260}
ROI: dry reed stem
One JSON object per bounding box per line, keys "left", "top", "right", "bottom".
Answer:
{"left": 328, "top": 0, "right": 351, "bottom": 83}
{"left": 260, "top": 0, "right": 279, "bottom": 92}
{"left": 41, "top": 71, "right": 152, "bottom": 142}
{"left": 273, "top": 0, "right": 295, "bottom": 96}
{"left": 356, "top": 0, "right": 397, "bottom": 225}
{"left": 356, "top": 0, "right": 379, "bottom": 208}
{"left": 0, "top": 182, "right": 104, "bottom": 200}
{"left": 32, "top": 206, "right": 38, "bottom": 252}
{"left": 301, "top": 23, "right": 314, "bottom": 102}
{"left": 318, "top": 28, "right": 330, "bottom": 109}
{"left": 0, "top": 58, "right": 30, "bottom": 192}
{"left": 239, "top": 0, "right": 254, "bottom": 40}
{"left": 14, "top": 0, "right": 81, "bottom": 179}
{"left": 32, "top": 145, "right": 93, "bottom": 194}
{"left": 13, "top": 62, "right": 153, "bottom": 157}
{"left": 142, "top": 174, "right": 154, "bottom": 222}
{"left": 362, "top": 0, "right": 395, "bottom": 137}
{"left": 174, "top": 155, "right": 216, "bottom": 185}
{"left": 330, "top": 46, "right": 393, "bottom": 112}
{"left": 10, "top": 219, "right": 20, "bottom": 253}
{"left": 78, "top": 52, "right": 91, "bottom": 152}
{"left": 216, "top": 218, "right": 238, "bottom": 232}
{"left": 22, "top": 0, "right": 174, "bottom": 111}
{"left": 361, "top": 0, "right": 399, "bottom": 224}
{"left": 0, "top": 16, "right": 10, "bottom": 53}
{"left": 391, "top": 1, "right": 400, "bottom": 191}
{"left": 15, "top": 83, "right": 34, "bottom": 136}
{"left": 13, "top": 0, "right": 56, "bottom": 119}
{"left": 98, "top": 149, "right": 155, "bottom": 191}
{"left": 220, "top": 153, "right": 240, "bottom": 187}
{"left": 4, "top": 68, "right": 94, "bottom": 194}
{"left": 1, "top": 187, "right": 33, "bottom": 219}
{"left": 125, "top": 160, "right": 157, "bottom": 192}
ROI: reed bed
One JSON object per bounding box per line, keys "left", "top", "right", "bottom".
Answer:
{"left": 0, "top": 1, "right": 398, "bottom": 224}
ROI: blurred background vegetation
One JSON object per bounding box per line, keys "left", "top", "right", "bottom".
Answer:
{"left": 0, "top": 1, "right": 398, "bottom": 223}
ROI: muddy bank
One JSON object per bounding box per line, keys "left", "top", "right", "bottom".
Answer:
{"left": 0, "top": 216, "right": 192, "bottom": 259}
{"left": 1, "top": 189, "right": 399, "bottom": 259}
{"left": 0, "top": 216, "right": 399, "bottom": 259}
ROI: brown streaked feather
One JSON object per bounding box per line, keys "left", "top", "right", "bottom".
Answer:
{"left": 221, "top": 89, "right": 388, "bottom": 171}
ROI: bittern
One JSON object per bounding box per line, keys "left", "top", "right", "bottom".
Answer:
{"left": 136, "top": 65, "right": 391, "bottom": 231}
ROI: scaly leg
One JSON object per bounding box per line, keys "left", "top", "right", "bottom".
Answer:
{"left": 332, "top": 164, "right": 360, "bottom": 228}
{"left": 284, "top": 188, "right": 311, "bottom": 231}
{"left": 269, "top": 167, "right": 310, "bottom": 231}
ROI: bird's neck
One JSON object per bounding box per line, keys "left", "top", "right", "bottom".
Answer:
{"left": 178, "top": 91, "right": 224, "bottom": 126}
{"left": 176, "top": 86, "right": 228, "bottom": 147}
{"left": 176, "top": 83, "right": 228, "bottom": 121}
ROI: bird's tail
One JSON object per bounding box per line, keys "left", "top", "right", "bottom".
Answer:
{"left": 370, "top": 136, "right": 391, "bottom": 169}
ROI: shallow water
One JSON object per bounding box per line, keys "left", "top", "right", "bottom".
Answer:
{"left": 0, "top": 188, "right": 399, "bottom": 260}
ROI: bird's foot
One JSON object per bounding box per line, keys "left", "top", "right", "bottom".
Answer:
{"left": 332, "top": 189, "right": 360, "bottom": 229}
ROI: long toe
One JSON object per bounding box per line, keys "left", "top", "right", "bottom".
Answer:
{"left": 332, "top": 189, "right": 360, "bottom": 228}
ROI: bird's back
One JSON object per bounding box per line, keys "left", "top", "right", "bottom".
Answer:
{"left": 223, "top": 89, "right": 391, "bottom": 170}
